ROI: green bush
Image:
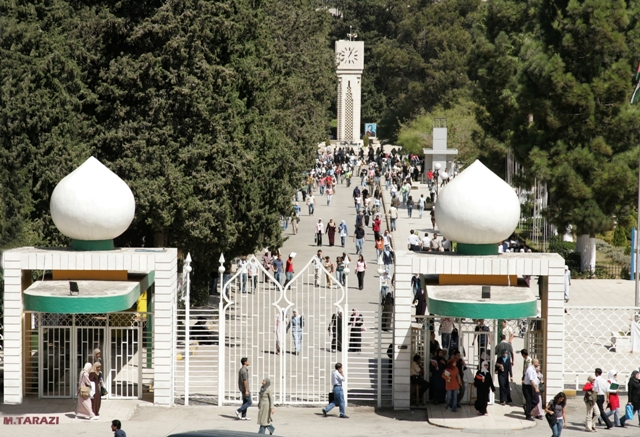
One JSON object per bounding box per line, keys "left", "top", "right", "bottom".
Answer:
{"left": 613, "top": 226, "right": 628, "bottom": 247}
{"left": 548, "top": 236, "right": 576, "bottom": 260}
{"left": 363, "top": 134, "right": 370, "bottom": 148}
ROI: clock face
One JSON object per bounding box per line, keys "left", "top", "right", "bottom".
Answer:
{"left": 337, "top": 46, "right": 359, "bottom": 66}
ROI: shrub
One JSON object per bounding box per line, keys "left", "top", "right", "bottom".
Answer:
{"left": 363, "top": 134, "right": 370, "bottom": 148}
{"left": 613, "top": 226, "right": 628, "bottom": 247}
{"left": 548, "top": 236, "right": 576, "bottom": 260}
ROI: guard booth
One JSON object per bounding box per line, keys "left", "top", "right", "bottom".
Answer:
{"left": 390, "top": 160, "right": 564, "bottom": 410}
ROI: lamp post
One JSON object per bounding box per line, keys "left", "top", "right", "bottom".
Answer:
{"left": 183, "top": 253, "right": 192, "bottom": 406}
{"left": 433, "top": 162, "right": 441, "bottom": 198}
{"left": 217, "top": 254, "right": 225, "bottom": 406}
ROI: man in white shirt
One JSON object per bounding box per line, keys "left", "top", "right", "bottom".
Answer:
{"left": 439, "top": 317, "right": 454, "bottom": 352}
{"left": 420, "top": 233, "right": 432, "bottom": 252}
{"left": 389, "top": 205, "right": 398, "bottom": 231}
{"left": 523, "top": 358, "right": 540, "bottom": 420}
{"left": 429, "top": 233, "right": 442, "bottom": 252}
{"left": 442, "top": 237, "right": 452, "bottom": 252}
{"left": 594, "top": 368, "right": 613, "bottom": 428}
{"left": 322, "top": 362, "right": 348, "bottom": 418}
{"left": 407, "top": 230, "right": 421, "bottom": 252}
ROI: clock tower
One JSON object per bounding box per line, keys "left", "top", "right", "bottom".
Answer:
{"left": 335, "top": 40, "right": 364, "bottom": 143}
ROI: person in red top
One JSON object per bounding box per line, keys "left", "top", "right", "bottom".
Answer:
{"left": 372, "top": 214, "right": 381, "bottom": 241}
{"left": 284, "top": 253, "right": 296, "bottom": 286}
{"left": 583, "top": 375, "right": 598, "bottom": 432}
{"left": 442, "top": 359, "right": 462, "bottom": 412}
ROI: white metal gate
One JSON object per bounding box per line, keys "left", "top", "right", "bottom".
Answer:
{"left": 219, "top": 255, "right": 348, "bottom": 405}
{"left": 36, "top": 312, "right": 151, "bottom": 399}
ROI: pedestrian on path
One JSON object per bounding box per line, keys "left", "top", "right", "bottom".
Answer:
{"left": 322, "top": 363, "right": 348, "bottom": 418}
{"left": 326, "top": 219, "right": 337, "bottom": 246}
{"left": 389, "top": 205, "right": 398, "bottom": 231}
{"left": 594, "top": 368, "right": 614, "bottom": 428}
{"left": 257, "top": 377, "right": 275, "bottom": 435}
{"left": 316, "top": 219, "right": 324, "bottom": 246}
{"left": 544, "top": 392, "right": 567, "bottom": 437}
{"left": 76, "top": 362, "right": 97, "bottom": 420}
{"left": 326, "top": 185, "right": 333, "bottom": 206}
{"left": 271, "top": 253, "right": 284, "bottom": 286}
{"left": 284, "top": 253, "right": 295, "bottom": 287}
{"left": 328, "top": 311, "right": 343, "bottom": 352}
{"left": 583, "top": 375, "right": 598, "bottom": 432}
{"left": 354, "top": 225, "right": 365, "bottom": 255}
{"left": 323, "top": 256, "right": 335, "bottom": 287}
{"left": 627, "top": 371, "right": 640, "bottom": 425}
{"left": 111, "top": 419, "right": 126, "bottom": 437}
{"left": 495, "top": 349, "right": 513, "bottom": 405}
{"left": 523, "top": 358, "right": 541, "bottom": 421}
{"left": 287, "top": 309, "right": 304, "bottom": 355}
{"left": 348, "top": 309, "right": 364, "bottom": 353}
{"left": 564, "top": 265, "right": 571, "bottom": 302}
{"left": 275, "top": 311, "right": 282, "bottom": 355}
{"left": 382, "top": 245, "right": 394, "bottom": 272}
{"left": 375, "top": 236, "right": 384, "bottom": 265}
{"left": 339, "top": 220, "right": 348, "bottom": 247}
{"left": 355, "top": 255, "right": 367, "bottom": 290}
{"left": 236, "top": 358, "right": 252, "bottom": 420}
{"left": 418, "top": 194, "right": 426, "bottom": 218}
{"left": 307, "top": 194, "right": 315, "bottom": 215}
{"left": 372, "top": 214, "right": 381, "bottom": 241}
{"left": 473, "top": 361, "right": 495, "bottom": 416}
{"left": 314, "top": 250, "right": 323, "bottom": 286}
{"left": 407, "top": 195, "right": 414, "bottom": 218}
{"left": 262, "top": 250, "right": 272, "bottom": 282}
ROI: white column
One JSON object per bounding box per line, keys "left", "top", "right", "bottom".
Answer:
{"left": 152, "top": 249, "right": 178, "bottom": 405}
{"left": 392, "top": 253, "right": 414, "bottom": 409}
{"left": 544, "top": 259, "right": 565, "bottom": 403}
{"left": 2, "top": 251, "right": 24, "bottom": 404}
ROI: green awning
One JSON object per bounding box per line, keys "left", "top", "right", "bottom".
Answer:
{"left": 23, "top": 273, "right": 154, "bottom": 314}
{"left": 426, "top": 284, "right": 537, "bottom": 319}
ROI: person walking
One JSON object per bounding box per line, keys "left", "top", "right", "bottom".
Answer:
{"left": 372, "top": 214, "right": 381, "bottom": 241}
{"left": 564, "top": 265, "right": 571, "bottom": 302}
{"left": 328, "top": 311, "right": 343, "bottom": 352}
{"left": 355, "top": 255, "right": 367, "bottom": 290}
{"left": 287, "top": 309, "right": 304, "bottom": 355}
{"left": 262, "top": 250, "right": 272, "bottom": 282}
{"left": 594, "top": 368, "right": 614, "bottom": 429}
{"left": 111, "top": 420, "right": 126, "bottom": 437}
{"left": 406, "top": 195, "right": 414, "bottom": 218}
{"left": 316, "top": 219, "right": 324, "bottom": 246}
{"left": 322, "top": 363, "right": 348, "bottom": 418}
{"left": 326, "top": 219, "right": 337, "bottom": 247}
{"left": 348, "top": 309, "right": 364, "bottom": 353}
{"left": 523, "top": 358, "right": 541, "bottom": 420}
{"left": 76, "top": 362, "right": 97, "bottom": 420}
{"left": 248, "top": 257, "right": 259, "bottom": 292}
{"left": 418, "top": 194, "right": 426, "bottom": 218}
{"left": 271, "top": 253, "right": 284, "bottom": 286}
{"left": 544, "top": 392, "right": 567, "bottom": 437}
{"left": 443, "top": 358, "right": 462, "bottom": 412}
{"left": 389, "top": 205, "right": 398, "bottom": 231}
{"left": 583, "top": 375, "right": 598, "bottom": 432}
{"left": 306, "top": 193, "right": 315, "bottom": 215}
{"left": 323, "top": 256, "right": 335, "bottom": 287}
{"left": 89, "top": 362, "right": 103, "bottom": 418}
{"left": 353, "top": 225, "right": 365, "bottom": 255}
{"left": 495, "top": 349, "right": 513, "bottom": 405}
{"left": 257, "top": 377, "right": 275, "bottom": 435}
{"left": 235, "top": 357, "right": 252, "bottom": 420}
{"left": 274, "top": 311, "right": 282, "bottom": 355}
{"left": 284, "top": 253, "right": 295, "bottom": 287}
{"left": 339, "top": 220, "right": 348, "bottom": 247}
{"left": 605, "top": 369, "right": 625, "bottom": 427}
{"left": 238, "top": 256, "right": 248, "bottom": 293}
{"left": 474, "top": 361, "right": 495, "bottom": 415}
{"left": 627, "top": 371, "right": 640, "bottom": 426}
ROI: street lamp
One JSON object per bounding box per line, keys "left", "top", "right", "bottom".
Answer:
{"left": 433, "top": 162, "right": 442, "bottom": 198}
{"left": 183, "top": 253, "right": 192, "bottom": 406}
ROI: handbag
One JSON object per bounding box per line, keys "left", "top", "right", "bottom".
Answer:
{"left": 626, "top": 403, "right": 634, "bottom": 420}
{"left": 328, "top": 392, "right": 334, "bottom": 403}
{"left": 79, "top": 385, "right": 91, "bottom": 399}
{"left": 89, "top": 381, "right": 96, "bottom": 398}
{"left": 545, "top": 412, "right": 557, "bottom": 427}
{"left": 101, "top": 386, "right": 108, "bottom": 397}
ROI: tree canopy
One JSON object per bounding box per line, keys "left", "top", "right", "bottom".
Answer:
{"left": 471, "top": 0, "right": 640, "bottom": 236}
{"left": 0, "top": 0, "right": 335, "bottom": 296}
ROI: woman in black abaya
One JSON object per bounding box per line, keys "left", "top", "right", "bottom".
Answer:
{"left": 474, "top": 361, "right": 495, "bottom": 415}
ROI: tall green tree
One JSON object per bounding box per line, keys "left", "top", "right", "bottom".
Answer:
{"left": 471, "top": 0, "right": 640, "bottom": 267}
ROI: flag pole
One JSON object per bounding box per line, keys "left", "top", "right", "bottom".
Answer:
{"left": 636, "top": 138, "right": 640, "bottom": 307}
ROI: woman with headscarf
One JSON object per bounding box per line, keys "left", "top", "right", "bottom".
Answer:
{"left": 413, "top": 286, "right": 426, "bottom": 323}
{"left": 326, "top": 219, "right": 337, "bottom": 246}
{"left": 605, "top": 369, "right": 625, "bottom": 427}
{"left": 274, "top": 310, "right": 282, "bottom": 355}
{"left": 348, "top": 309, "right": 364, "bottom": 353}
{"left": 495, "top": 349, "right": 513, "bottom": 405}
{"left": 257, "top": 377, "right": 275, "bottom": 435}
{"left": 429, "top": 348, "right": 446, "bottom": 404}
{"left": 382, "top": 245, "right": 394, "bottom": 272}
{"left": 89, "top": 362, "right": 103, "bottom": 417}
{"left": 627, "top": 370, "right": 640, "bottom": 426}
{"left": 75, "top": 362, "right": 97, "bottom": 420}
{"left": 473, "top": 361, "right": 495, "bottom": 415}
{"left": 339, "top": 220, "right": 348, "bottom": 247}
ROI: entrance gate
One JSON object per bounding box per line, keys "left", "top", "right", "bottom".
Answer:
{"left": 219, "top": 255, "right": 348, "bottom": 405}
{"left": 35, "top": 312, "right": 152, "bottom": 399}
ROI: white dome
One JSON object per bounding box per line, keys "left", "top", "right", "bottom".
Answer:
{"left": 434, "top": 160, "right": 520, "bottom": 244}
{"left": 50, "top": 157, "right": 135, "bottom": 240}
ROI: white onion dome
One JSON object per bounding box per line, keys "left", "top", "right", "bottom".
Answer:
{"left": 50, "top": 157, "right": 135, "bottom": 241}
{"left": 434, "top": 160, "right": 520, "bottom": 245}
